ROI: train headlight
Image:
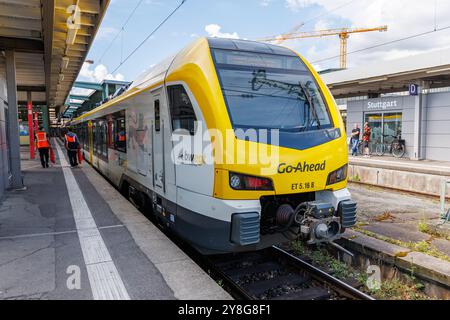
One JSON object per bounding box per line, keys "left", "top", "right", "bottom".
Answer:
{"left": 229, "top": 172, "right": 274, "bottom": 191}
{"left": 326, "top": 165, "right": 348, "bottom": 186}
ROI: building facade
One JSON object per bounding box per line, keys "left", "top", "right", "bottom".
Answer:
{"left": 346, "top": 91, "right": 450, "bottom": 161}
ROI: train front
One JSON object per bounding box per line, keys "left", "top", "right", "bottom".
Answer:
{"left": 208, "top": 39, "right": 357, "bottom": 251}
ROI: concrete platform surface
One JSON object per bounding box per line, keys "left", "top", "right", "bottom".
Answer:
{"left": 349, "top": 182, "right": 450, "bottom": 260}
{"left": 0, "top": 142, "right": 231, "bottom": 300}
{"left": 349, "top": 156, "right": 450, "bottom": 176}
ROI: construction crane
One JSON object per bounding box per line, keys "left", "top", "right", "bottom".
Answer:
{"left": 272, "top": 22, "right": 305, "bottom": 44}
{"left": 259, "top": 26, "right": 388, "bottom": 69}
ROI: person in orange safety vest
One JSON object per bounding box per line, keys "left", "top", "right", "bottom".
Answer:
{"left": 65, "top": 128, "right": 80, "bottom": 168}
{"left": 36, "top": 126, "right": 50, "bottom": 168}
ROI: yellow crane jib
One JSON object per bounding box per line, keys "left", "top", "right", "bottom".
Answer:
{"left": 259, "top": 26, "right": 388, "bottom": 69}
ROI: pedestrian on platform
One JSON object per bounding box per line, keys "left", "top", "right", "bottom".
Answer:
{"left": 350, "top": 123, "right": 361, "bottom": 156}
{"left": 363, "top": 122, "right": 371, "bottom": 158}
{"left": 36, "top": 126, "right": 50, "bottom": 168}
{"left": 65, "top": 128, "right": 80, "bottom": 168}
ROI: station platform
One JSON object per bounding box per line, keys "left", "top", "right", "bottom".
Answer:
{"left": 348, "top": 156, "right": 450, "bottom": 198}
{"left": 350, "top": 156, "right": 450, "bottom": 176}
{"left": 0, "top": 140, "right": 231, "bottom": 300}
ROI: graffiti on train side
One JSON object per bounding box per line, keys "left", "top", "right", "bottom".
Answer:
{"left": 127, "top": 109, "right": 150, "bottom": 176}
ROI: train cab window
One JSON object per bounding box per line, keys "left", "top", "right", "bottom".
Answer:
{"left": 167, "top": 85, "right": 197, "bottom": 135}
{"left": 155, "top": 100, "right": 160, "bottom": 132}
{"left": 211, "top": 49, "right": 333, "bottom": 132}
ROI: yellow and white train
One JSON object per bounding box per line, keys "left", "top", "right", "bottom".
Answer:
{"left": 70, "top": 38, "right": 356, "bottom": 254}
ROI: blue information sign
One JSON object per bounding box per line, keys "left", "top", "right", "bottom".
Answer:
{"left": 409, "top": 83, "right": 419, "bottom": 96}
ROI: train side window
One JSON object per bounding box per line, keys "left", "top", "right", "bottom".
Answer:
{"left": 92, "top": 122, "right": 97, "bottom": 154}
{"left": 168, "top": 85, "right": 197, "bottom": 135}
{"left": 96, "top": 123, "right": 101, "bottom": 155}
{"left": 115, "top": 118, "right": 126, "bottom": 153}
{"left": 102, "top": 122, "right": 108, "bottom": 158}
{"left": 108, "top": 119, "right": 114, "bottom": 149}
{"left": 83, "top": 123, "right": 88, "bottom": 149}
{"left": 96, "top": 122, "right": 102, "bottom": 156}
{"left": 86, "top": 123, "right": 91, "bottom": 149}
{"left": 155, "top": 100, "right": 160, "bottom": 132}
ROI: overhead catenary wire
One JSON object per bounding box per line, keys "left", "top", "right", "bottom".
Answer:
{"left": 98, "top": 0, "right": 145, "bottom": 64}
{"left": 111, "top": 0, "right": 187, "bottom": 75}
{"left": 312, "top": 24, "right": 450, "bottom": 65}
{"left": 299, "top": 0, "right": 357, "bottom": 29}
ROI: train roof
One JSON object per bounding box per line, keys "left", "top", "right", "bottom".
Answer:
{"left": 128, "top": 37, "right": 297, "bottom": 91}
{"left": 207, "top": 37, "right": 297, "bottom": 56}
{"left": 72, "top": 37, "right": 299, "bottom": 123}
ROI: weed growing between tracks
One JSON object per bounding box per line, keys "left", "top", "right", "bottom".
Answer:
{"left": 290, "top": 241, "right": 431, "bottom": 300}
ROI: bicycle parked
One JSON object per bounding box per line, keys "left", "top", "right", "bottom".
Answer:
{"left": 348, "top": 140, "right": 373, "bottom": 156}
{"left": 375, "top": 134, "right": 406, "bottom": 158}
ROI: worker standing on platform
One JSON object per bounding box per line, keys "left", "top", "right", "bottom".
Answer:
{"left": 36, "top": 126, "right": 50, "bottom": 168}
{"left": 65, "top": 128, "right": 80, "bottom": 168}
{"left": 363, "top": 122, "right": 371, "bottom": 158}
{"left": 351, "top": 123, "right": 361, "bottom": 156}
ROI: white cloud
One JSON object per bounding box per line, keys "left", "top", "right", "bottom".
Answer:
{"left": 286, "top": 0, "right": 316, "bottom": 11}
{"left": 260, "top": 0, "right": 272, "bottom": 6}
{"left": 79, "top": 62, "right": 125, "bottom": 83}
{"left": 283, "top": 0, "right": 450, "bottom": 70}
{"left": 205, "top": 24, "right": 240, "bottom": 39}
{"left": 314, "top": 19, "right": 329, "bottom": 31}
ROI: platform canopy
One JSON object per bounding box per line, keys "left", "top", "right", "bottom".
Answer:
{"left": 321, "top": 48, "right": 450, "bottom": 99}
{"left": 0, "top": 0, "right": 110, "bottom": 120}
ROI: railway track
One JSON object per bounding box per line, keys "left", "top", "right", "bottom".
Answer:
{"left": 208, "top": 245, "right": 374, "bottom": 300}
{"left": 80, "top": 151, "right": 373, "bottom": 301}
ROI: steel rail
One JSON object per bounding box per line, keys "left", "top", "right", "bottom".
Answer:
{"left": 271, "top": 245, "right": 375, "bottom": 300}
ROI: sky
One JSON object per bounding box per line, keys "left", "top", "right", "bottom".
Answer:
{"left": 74, "top": 0, "right": 450, "bottom": 93}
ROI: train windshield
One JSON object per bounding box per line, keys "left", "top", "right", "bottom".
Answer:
{"left": 212, "top": 49, "right": 333, "bottom": 132}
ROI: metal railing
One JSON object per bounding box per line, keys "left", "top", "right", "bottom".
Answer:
{"left": 440, "top": 179, "right": 450, "bottom": 223}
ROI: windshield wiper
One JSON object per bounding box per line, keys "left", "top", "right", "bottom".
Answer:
{"left": 299, "top": 82, "right": 321, "bottom": 130}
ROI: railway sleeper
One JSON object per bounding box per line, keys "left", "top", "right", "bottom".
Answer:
{"left": 213, "top": 254, "right": 269, "bottom": 270}
{"left": 243, "top": 274, "right": 310, "bottom": 297}
{"left": 271, "top": 287, "right": 331, "bottom": 300}
{"left": 224, "top": 261, "right": 283, "bottom": 281}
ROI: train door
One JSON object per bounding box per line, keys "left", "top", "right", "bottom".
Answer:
{"left": 152, "top": 89, "right": 165, "bottom": 194}
{"left": 136, "top": 105, "right": 150, "bottom": 176}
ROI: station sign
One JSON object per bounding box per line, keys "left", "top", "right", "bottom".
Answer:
{"left": 367, "top": 100, "right": 398, "bottom": 110}
{"left": 409, "top": 83, "right": 419, "bottom": 96}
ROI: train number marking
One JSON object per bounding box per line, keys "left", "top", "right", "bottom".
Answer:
{"left": 291, "top": 181, "right": 315, "bottom": 191}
